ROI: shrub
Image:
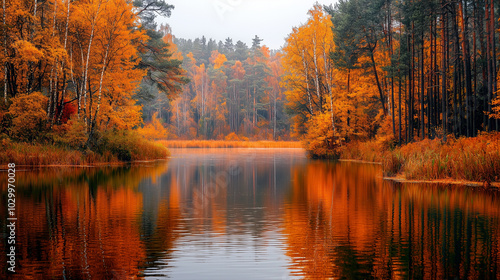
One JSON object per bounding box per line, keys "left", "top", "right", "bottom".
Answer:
{"left": 54, "top": 117, "right": 87, "bottom": 149}
{"left": 303, "top": 113, "right": 341, "bottom": 159}
{"left": 8, "top": 92, "right": 48, "bottom": 141}
{"left": 137, "top": 112, "right": 169, "bottom": 140}
{"left": 98, "top": 130, "right": 169, "bottom": 161}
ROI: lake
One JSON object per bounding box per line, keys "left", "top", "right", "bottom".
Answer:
{"left": 1, "top": 148, "right": 500, "bottom": 279}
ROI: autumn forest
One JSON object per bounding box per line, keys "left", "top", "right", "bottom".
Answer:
{"left": 3, "top": 0, "right": 500, "bottom": 278}
{"left": 1, "top": 0, "right": 500, "bottom": 178}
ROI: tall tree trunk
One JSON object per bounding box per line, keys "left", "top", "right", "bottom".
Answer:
{"left": 253, "top": 86, "right": 256, "bottom": 127}
{"left": 3, "top": 0, "right": 6, "bottom": 104}
{"left": 486, "top": 0, "right": 492, "bottom": 131}
{"left": 459, "top": 0, "right": 473, "bottom": 137}
{"left": 490, "top": 0, "right": 497, "bottom": 130}
{"left": 56, "top": 0, "right": 72, "bottom": 124}
{"left": 420, "top": 28, "right": 425, "bottom": 139}
{"left": 90, "top": 42, "right": 109, "bottom": 140}
{"left": 301, "top": 49, "right": 313, "bottom": 115}
{"left": 26, "top": 0, "right": 39, "bottom": 94}
{"left": 442, "top": 0, "right": 448, "bottom": 141}
{"left": 452, "top": 4, "right": 460, "bottom": 136}
{"left": 323, "top": 49, "right": 335, "bottom": 135}
{"left": 369, "top": 46, "right": 387, "bottom": 115}
{"left": 472, "top": 0, "right": 477, "bottom": 136}
{"left": 312, "top": 36, "right": 322, "bottom": 111}
{"left": 409, "top": 25, "right": 415, "bottom": 141}
{"left": 398, "top": 21, "right": 402, "bottom": 145}
{"left": 388, "top": 0, "right": 396, "bottom": 137}
{"left": 47, "top": 0, "right": 59, "bottom": 123}
{"left": 273, "top": 89, "right": 277, "bottom": 140}
{"left": 428, "top": 15, "right": 435, "bottom": 138}
{"left": 81, "top": 1, "right": 101, "bottom": 129}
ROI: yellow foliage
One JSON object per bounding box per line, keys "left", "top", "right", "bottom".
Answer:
{"left": 210, "top": 51, "right": 227, "bottom": 70}
{"left": 8, "top": 92, "right": 48, "bottom": 141}
{"left": 12, "top": 40, "right": 44, "bottom": 63}
{"left": 138, "top": 112, "right": 169, "bottom": 140}
{"left": 303, "top": 113, "right": 341, "bottom": 159}
{"left": 224, "top": 132, "right": 241, "bottom": 141}
{"left": 56, "top": 117, "right": 87, "bottom": 148}
{"left": 492, "top": 96, "right": 500, "bottom": 119}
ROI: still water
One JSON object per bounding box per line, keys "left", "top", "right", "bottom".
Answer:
{"left": 1, "top": 148, "right": 500, "bottom": 279}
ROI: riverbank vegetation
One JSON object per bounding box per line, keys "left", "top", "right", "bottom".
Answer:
{"left": 0, "top": 130, "right": 168, "bottom": 167}
{"left": 341, "top": 132, "right": 500, "bottom": 184}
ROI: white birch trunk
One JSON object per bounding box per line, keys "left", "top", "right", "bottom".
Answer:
{"left": 82, "top": 0, "right": 101, "bottom": 128}
{"left": 301, "top": 49, "right": 313, "bottom": 115}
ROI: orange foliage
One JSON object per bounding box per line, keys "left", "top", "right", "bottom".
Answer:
{"left": 8, "top": 92, "right": 48, "bottom": 141}
{"left": 138, "top": 112, "right": 169, "bottom": 140}
{"left": 492, "top": 96, "right": 500, "bottom": 119}
{"left": 55, "top": 116, "right": 88, "bottom": 148}
{"left": 282, "top": 5, "right": 359, "bottom": 157}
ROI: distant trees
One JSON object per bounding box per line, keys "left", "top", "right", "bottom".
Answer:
{"left": 167, "top": 35, "right": 291, "bottom": 140}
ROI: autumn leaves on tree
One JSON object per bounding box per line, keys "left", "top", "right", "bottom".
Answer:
{"left": 283, "top": 1, "right": 500, "bottom": 158}
{"left": 1, "top": 0, "right": 185, "bottom": 154}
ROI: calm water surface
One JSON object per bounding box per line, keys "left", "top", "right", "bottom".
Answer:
{"left": 1, "top": 148, "right": 500, "bottom": 279}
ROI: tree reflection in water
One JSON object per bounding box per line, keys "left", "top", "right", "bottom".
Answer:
{"left": 1, "top": 150, "right": 499, "bottom": 279}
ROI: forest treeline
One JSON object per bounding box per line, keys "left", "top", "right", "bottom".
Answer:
{"left": 283, "top": 1, "right": 500, "bottom": 157}
{"left": 138, "top": 34, "right": 292, "bottom": 140}
{"left": 2, "top": 0, "right": 500, "bottom": 163}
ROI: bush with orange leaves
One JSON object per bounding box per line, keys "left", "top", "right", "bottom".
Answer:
{"left": 303, "top": 113, "right": 342, "bottom": 159}
{"left": 7, "top": 92, "right": 48, "bottom": 141}
{"left": 137, "top": 112, "right": 169, "bottom": 140}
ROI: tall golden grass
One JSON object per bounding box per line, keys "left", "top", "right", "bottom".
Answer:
{"left": 341, "top": 132, "right": 500, "bottom": 184}
{"left": 0, "top": 140, "right": 97, "bottom": 168}
{"left": 0, "top": 132, "right": 169, "bottom": 168}
{"left": 159, "top": 140, "right": 302, "bottom": 148}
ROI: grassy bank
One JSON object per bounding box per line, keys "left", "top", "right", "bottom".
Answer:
{"left": 0, "top": 132, "right": 169, "bottom": 168}
{"left": 340, "top": 133, "right": 500, "bottom": 185}
{"left": 159, "top": 140, "right": 302, "bottom": 148}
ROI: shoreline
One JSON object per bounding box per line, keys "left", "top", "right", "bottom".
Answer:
{"left": 339, "top": 159, "right": 382, "bottom": 165}
{"left": 340, "top": 159, "right": 499, "bottom": 187}
{"left": 336, "top": 133, "right": 500, "bottom": 188}
{"left": 0, "top": 158, "right": 170, "bottom": 171}
{"left": 384, "top": 176, "right": 500, "bottom": 188}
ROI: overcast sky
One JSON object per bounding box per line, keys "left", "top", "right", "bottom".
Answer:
{"left": 160, "top": 0, "right": 337, "bottom": 50}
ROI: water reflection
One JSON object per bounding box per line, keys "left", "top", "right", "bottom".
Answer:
{"left": 0, "top": 164, "right": 168, "bottom": 279}
{"left": 285, "top": 161, "right": 500, "bottom": 279}
{"left": 1, "top": 149, "right": 499, "bottom": 279}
